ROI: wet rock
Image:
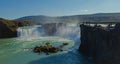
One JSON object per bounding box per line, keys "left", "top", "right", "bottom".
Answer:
{"left": 33, "top": 43, "right": 68, "bottom": 55}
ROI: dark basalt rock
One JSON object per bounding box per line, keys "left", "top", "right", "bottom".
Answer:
{"left": 79, "top": 23, "right": 120, "bottom": 64}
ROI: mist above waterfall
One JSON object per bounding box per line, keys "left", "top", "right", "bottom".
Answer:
{"left": 53, "top": 23, "right": 80, "bottom": 49}
{"left": 54, "top": 23, "right": 80, "bottom": 43}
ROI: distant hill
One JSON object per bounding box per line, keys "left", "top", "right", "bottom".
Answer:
{"left": 16, "top": 13, "right": 120, "bottom": 24}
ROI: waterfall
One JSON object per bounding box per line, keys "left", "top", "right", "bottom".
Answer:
{"left": 55, "top": 23, "right": 80, "bottom": 40}
{"left": 17, "top": 23, "right": 80, "bottom": 47}
{"left": 17, "top": 25, "right": 45, "bottom": 40}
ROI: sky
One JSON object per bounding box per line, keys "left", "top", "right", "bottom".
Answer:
{"left": 0, "top": 0, "right": 120, "bottom": 19}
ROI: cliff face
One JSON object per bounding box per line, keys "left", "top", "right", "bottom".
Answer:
{"left": 0, "top": 18, "right": 29, "bottom": 38}
{"left": 79, "top": 23, "right": 120, "bottom": 64}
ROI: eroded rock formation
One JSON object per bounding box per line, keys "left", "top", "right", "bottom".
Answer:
{"left": 79, "top": 23, "right": 120, "bottom": 64}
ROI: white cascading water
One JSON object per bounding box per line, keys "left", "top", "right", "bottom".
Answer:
{"left": 17, "top": 25, "right": 45, "bottom": 40}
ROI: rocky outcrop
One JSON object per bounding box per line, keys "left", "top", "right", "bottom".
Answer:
{"left": 0, "top": 18, "right": 29, "bottom": 38}
{"left": 79, "top": 23, "right": 120, "bottom": 64}
{"left": 15, "top": 20, "right": 29, "bottom": 27}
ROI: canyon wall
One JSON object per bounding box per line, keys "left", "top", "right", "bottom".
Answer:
{"left": 0, "top": 18, "right": 29, "bottom": 38}
{"left": 79, "top": 23, "right": 120, "bottom": 64}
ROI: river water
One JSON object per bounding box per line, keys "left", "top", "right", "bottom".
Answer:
{"left": 0, "top": 24, "right": 94, "bottom": 64}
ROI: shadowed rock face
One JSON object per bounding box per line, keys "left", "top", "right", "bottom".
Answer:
{"left": 0, "top": 18, "right": 29, "bottom": 38}
{"left": 0, "top": 18, "right": 17, "bottom": 38}
{"left": 79, "top": 23, "right": 120, "bottom": 64}
{"left": 42, "top": 23, "right": 66, "bottom": 36}
{"left": 42, "top": 23, "right": 57, "bottom": 36}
